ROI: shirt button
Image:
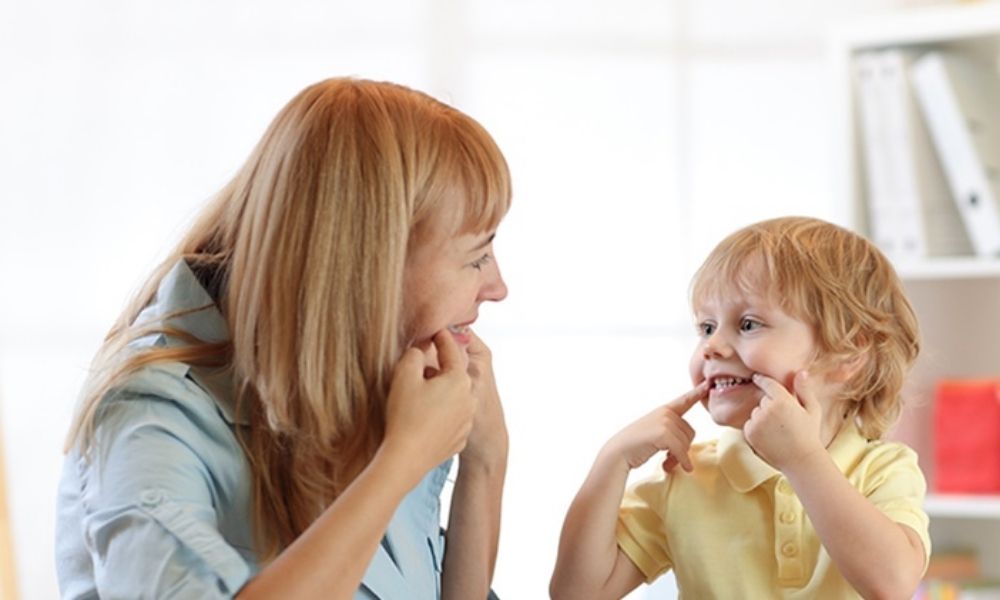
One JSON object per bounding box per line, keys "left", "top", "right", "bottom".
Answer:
{"left": 780, "top": 511, "right": 797, "bottom": 524}
{"left": 776, "top": 479, "right": 792, "bottom": 495}
{"left": 140, "top": 489, "right": 164, "bottom": 507}
{"left": 781, "top": 542, "right": 798, "bottom": 557}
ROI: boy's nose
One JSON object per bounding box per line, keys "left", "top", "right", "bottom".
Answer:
{"left": 702, "top": 334, "right": 732, "bottom": 359}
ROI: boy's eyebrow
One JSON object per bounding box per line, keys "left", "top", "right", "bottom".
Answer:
{"left": 470, "top": 232, "right": 496, "bottom": 251}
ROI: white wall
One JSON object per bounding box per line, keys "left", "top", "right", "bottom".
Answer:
{"left": 0, "top": 0, "right": 930, "bottom": 598}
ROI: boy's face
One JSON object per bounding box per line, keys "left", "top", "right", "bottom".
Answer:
{"left": 687, "top": 288, "right": 822, "bottom": 429}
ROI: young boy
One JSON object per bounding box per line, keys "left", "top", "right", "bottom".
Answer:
{"left": 551, "top": 217, "right": 930, "bottom": 599}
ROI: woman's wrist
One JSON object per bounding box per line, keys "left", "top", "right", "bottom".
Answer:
{"left": 459, "top": 434, "right": 509, "bottom": 477}
{"left": 372, "top": 436, "right": 436, "bottom": 493}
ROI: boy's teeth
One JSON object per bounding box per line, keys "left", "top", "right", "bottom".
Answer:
{"left": 713, "top": 376, "right": 750, "bottom": 389}
{"left": 448, "top": 325, "right": 468, "bottom": 334}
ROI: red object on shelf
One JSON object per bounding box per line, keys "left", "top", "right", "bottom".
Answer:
{"left": 934, "top": 379, "right": 1000, "bottom": 494}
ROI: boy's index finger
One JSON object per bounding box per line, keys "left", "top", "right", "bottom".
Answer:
{"left": 751, "top": 372, "right": 784, "bottom": 397}
{"left": 666, "top": 381, "right": 710, "bottom": 416}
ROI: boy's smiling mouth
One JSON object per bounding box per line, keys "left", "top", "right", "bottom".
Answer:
{"left": 708, "top": 374, "right": 754, "bottom": 393}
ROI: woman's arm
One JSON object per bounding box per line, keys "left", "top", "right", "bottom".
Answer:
{"left": 441, "top": 332, "right": 507, "bottom": 599}
{"left": 236, "top": 444, "right": 428, "bottom": 599}
{"left": 239, "top": 331, "right": 477, "bottom": 599}
{"left": 441, "top": 449, "right": 507, "bottom": 599}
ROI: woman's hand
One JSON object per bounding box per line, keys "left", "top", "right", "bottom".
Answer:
{"left": 601, "top": 382, "right": 709, "bottom": 473}
{"left": 460, "top": 331, "right": 508, "bottom": 470}
{"left": 383, "top": 331, "right": 477, "bottom": 486}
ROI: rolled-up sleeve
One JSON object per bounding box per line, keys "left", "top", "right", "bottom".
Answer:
{"left": 73, "top": 397, "right": 252, "bottom": 599}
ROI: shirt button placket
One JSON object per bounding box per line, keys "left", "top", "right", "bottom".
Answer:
{"left": 774, "top": 477, "right": 804, "bottom": 584}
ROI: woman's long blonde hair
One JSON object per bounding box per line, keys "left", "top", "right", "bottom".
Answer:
{"left": 65, "top": 78, "right": 511, "bottom": 561}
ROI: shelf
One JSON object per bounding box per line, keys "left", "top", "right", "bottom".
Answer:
{"left": 895, "top": 256, "right": 1000, "bottom": 280}
{"left": 833, "top": 2, "right": 1000, "bottom": 49}
{"left": 833, "top": 4, "right": 1000, "bottom": 577}
{"left": 925, "top": 494, "right": 1000, "bottom": 518}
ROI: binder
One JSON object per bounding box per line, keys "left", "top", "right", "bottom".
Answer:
{"left": 910, "top": 50, "right": 1000, "bottom": 257}
{"left": 855, "top": 51, "right": 900, "bottom": 257}
{"left": 854, "top": 49, "right": 972, "bottom": 260}
{"left": 880, "top": 49, "right": 971, "bottom": 258}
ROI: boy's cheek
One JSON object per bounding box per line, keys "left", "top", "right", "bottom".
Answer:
{"left": 687, "top": 354, "right": 704, "bottom": 385}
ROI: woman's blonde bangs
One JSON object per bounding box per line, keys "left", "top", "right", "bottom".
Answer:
{"left": 413, "top": 107, "right": 511, "bottom": 237}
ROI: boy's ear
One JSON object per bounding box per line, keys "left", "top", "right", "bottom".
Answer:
{"left": 829, "top": 352, "right": 867, "bottom": 383}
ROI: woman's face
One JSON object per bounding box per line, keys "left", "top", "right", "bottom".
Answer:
{"left": 402, "top": 220, "right": 508, "bottom": 355}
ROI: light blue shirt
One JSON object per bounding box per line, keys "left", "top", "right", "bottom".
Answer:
{"left": 56, "top": 260, "right": 452, "bottom": 599}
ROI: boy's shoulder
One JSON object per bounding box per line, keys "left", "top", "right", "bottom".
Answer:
{"left": 844, "top": 434, "right": 921, "bottom": 477}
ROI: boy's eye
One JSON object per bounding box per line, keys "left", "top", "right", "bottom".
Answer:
{"left": 697, "top": 321, "right": 716, "bottom": 336}
{"left": 740, "top": 317, "right": 763, "bottom": 332}
{"left": 470, "top": 253, "right": 492, "bottom": 271}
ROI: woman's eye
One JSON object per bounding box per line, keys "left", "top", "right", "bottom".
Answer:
{"left": 740, "top": 318, "right": 763, "bottom": 332}
{"left": 470, "top": 253, "right": 492, "bottom": 271}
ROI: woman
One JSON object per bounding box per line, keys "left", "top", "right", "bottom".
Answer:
{"left": 56, "top": 78, "right": 510, "bottom": 599}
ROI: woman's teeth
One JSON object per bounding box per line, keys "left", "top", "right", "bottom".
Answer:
{"left": 713, "top": 376, "right": 751, "bottom": 390}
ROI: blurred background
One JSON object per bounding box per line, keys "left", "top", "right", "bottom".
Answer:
{"left": 0, "top": 0, "right": 965, "bottom": 598}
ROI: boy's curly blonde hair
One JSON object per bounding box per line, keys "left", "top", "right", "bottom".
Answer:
{"left": 690, "top": 216, "right": 920, "bottom": 439}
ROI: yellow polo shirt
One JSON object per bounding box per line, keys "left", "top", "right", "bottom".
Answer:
{"left": 617, "top": 423, "right": 930, "bottom": 598}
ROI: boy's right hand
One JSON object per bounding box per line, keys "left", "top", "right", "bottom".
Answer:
{"left": 603, "top": 382, "right": 709, "bottom": 473}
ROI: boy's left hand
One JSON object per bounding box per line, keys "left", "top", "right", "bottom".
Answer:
{"left": 743, "top": 371, "right": 825, "bottom": 472}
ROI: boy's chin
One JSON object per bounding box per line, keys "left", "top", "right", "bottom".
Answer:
{"left": 707, "top": 405, "right": 755, "bottom": 429}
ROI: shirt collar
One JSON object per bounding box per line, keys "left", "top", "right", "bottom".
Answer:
{"left": 134, "top": 259, "right": 248, "bottom": 426}
{"left": 718, "top": 421, "right": 869, "bottom": 493}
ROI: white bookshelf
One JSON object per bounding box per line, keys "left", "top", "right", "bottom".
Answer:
{"left": 926, "top": 493, "right": 1000, "bottom": 518}
{"left": 895, "top": 256, "right": 1000, "bottom": 280}
{"left": 833, "top": 2, "right": 1000, "bottom": 580}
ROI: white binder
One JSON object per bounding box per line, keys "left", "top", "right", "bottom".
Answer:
{"left": 856, "top": 51, "right": 901, "bottom": 257}
{"left": 910, "top": 50, "right": 1000, "bottom": 257}
{"left": 854, "top": 49, "right": 972, "bottom": 260}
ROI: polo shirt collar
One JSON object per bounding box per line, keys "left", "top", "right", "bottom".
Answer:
{"left": 718, "top": 427, "right": 779, "bottom": 493}
{"left": 133, "top": 259, "right": 249, "bottom": 426}
{"left": 718, "top": 421, "right": 868, "bottom": 493}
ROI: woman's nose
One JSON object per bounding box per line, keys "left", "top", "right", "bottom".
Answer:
{"left": 480, "top": 261, "right": 508, "bottom": 303}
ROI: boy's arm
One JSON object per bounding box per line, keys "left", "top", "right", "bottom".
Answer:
{"left": 550, "top": 384, "right": 708, "bottom": 600}
{"left": 550, "top": 446, "right": 645, "bottom": 600}
{"left": 782, "top": 451, "right": 925, "bottom": 600}
{"left": 746, "top": 373, "right": 925, "bottom": 600}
